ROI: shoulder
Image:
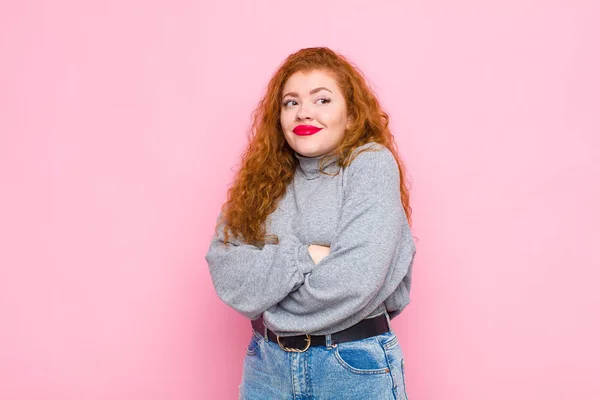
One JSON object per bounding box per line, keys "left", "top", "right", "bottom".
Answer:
{"left": 346, "top": 142, "right": 398, "bottom": 179}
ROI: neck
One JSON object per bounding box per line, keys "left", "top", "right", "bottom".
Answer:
{"left": 294, "top": 151, "right": 339, "bottom": 180}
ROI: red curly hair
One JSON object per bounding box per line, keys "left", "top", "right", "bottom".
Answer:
{"left": 218, "top": 47, "right": 412, "bottom": 247}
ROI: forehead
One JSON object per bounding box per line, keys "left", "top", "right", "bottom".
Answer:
{"left": 282, "top": 70, "right": 340, "bottom": 94}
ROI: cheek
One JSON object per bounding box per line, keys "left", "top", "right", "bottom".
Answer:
{"left": 280, "top": 111, "right": 294, "bottom": 128}
{"left": 320, "top": 106, "right": 346, "bottom": 125}
{"left": 323, "top": 111, "right": 346, "bottom": 128}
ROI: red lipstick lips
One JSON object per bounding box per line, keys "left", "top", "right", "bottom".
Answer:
{"left": 293, "top": 125, "right": 323, "bottom": 136}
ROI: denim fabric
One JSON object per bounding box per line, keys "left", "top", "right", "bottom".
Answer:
{"left": 238, "top": 314, "right": 408, "bottom": 400}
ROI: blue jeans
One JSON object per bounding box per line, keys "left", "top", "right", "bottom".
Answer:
{"left": 238, "top": 312, "right": 408, "bottom": 400}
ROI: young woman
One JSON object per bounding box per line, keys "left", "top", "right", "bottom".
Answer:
{"left": 205, "top": 47, "right": 416, "bottom": 400}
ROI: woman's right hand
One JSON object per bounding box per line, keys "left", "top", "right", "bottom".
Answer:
{"left": 308, "top": 244, "right": 330, "bottom": 265}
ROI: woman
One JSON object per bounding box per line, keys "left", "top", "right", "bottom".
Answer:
{"left": 205, "top": 47, "right": 416, "bottom": 400}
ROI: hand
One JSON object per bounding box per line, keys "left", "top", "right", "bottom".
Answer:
{"left": 308, "top": 244, "right": 330, "bottom": 265}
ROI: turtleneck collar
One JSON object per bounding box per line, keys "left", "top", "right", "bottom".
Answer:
{"left": 294, "top": 151, "right": 339, "bottom": 180}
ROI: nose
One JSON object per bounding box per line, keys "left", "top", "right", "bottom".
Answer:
{"left": 295, "top": 105, "right": 312, "bottom": 121}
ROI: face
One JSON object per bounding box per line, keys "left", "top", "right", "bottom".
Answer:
{"left": 280, "top": 69, "right": 351, "bottom": 157}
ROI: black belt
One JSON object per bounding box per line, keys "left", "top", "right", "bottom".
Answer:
{"left": 251, "top": 313, "right": 390, "bottom": 352}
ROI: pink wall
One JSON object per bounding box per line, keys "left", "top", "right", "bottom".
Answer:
{"left": 1, "top": 1, "right": 598, "bottom": 399}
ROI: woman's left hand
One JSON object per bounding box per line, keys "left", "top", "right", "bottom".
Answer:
{"left": 308, "top": 244, "right": 330, "bottom": 264}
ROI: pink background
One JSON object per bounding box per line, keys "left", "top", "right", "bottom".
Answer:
{"left": 1, "top": 0, "right": 599, "bottom": 399}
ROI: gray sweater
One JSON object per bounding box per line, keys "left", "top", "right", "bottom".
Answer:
{"left": 205, "top": 142, "right": 416, "bottom": 336}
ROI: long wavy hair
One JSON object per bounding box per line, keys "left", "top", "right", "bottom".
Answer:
{"left": 218, "top": 47, "right": 413, "bottom": 247}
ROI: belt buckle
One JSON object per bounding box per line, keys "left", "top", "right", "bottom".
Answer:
{"left": 277, "top": 334, "right": 311, "bottom": 352}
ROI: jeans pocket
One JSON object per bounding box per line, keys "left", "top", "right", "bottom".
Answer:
{"left": 246, "top": 330, "right": 265, "bottom": 356}
{"left": 333, "top": 335, "right": 391, "bottom": 375}
{"left": 381, "top": 332, "right": 408, "bottom": 400}
{"left": 400, "top": 358, "right": 408, "bottom": 399}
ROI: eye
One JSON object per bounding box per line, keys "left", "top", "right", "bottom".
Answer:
{"left": 282, "top": 99, "right": 297, "bottom": 107}
{"left": 316, "top": 98, "right": 331, "bottom": 105}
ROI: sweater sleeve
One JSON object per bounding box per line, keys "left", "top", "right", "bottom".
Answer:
{"left": 262, "top": 147, "right": 415, "bottom": 335}
{"left": 204, "top": 212, "right": 316, "bottom": 320}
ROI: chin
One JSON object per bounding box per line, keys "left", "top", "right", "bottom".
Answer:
{"left": 295, "top": 144, "right": 323, "bottom": 157}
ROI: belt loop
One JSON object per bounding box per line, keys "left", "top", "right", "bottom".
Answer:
{"left": 325, "top": 334, "right": 332, "bottom": 349}
{"left": 384, "top": 309, "right": 392, "bottom": 331}
{"left": 263, "top": 320, "right": 269, "bottom": 342}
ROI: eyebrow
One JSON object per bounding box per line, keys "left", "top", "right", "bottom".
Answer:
{"left": 282, "top": 87, "right": 333, "bottom": 99}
